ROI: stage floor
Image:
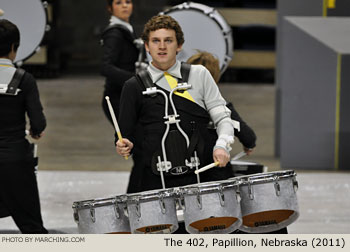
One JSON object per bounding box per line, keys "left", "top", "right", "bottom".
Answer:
{"left": 0, "top": 170, "right": 349, "bottom": 234}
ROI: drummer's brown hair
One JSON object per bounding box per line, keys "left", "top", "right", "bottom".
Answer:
{"left": 0, "top": 19, "right": 20, "bottom": 57}
{"left": 187, "top": 51, "right": 221, "bottom": 83}
{"left": 142, "top": 15, "right": 184, "bottom": 46}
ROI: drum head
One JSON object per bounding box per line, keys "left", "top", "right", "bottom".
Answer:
{"left": 158, "top": 3, "right": 233, "bottom": 74}
{"left": 1, "top": 0, "right": 47, "bottom": 63}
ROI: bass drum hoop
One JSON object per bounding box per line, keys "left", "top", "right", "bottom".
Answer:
{"left": 1, "top": 0, "right": 48, "bottom": 64}
{"left": 160, "top": 2, "right": 233, "bottom": 74}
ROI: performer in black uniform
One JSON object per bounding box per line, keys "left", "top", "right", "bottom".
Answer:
{"left": 101, "top": 0, "right": 140, "bottom": 122}
{"left": 0, "top": 19, "right": 47, "bottom": 234}
{"left": 116, "top": 15, "right": 238, "bottom": 191}
{"left": 186, "top": 51, "right": 256, "bottom": 153}
{"left": 101, "top": 0, "right": 146, "bottom": 194}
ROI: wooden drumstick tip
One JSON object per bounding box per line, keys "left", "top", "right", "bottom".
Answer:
{"left": 105, "top": 96, "right": 110, "bottom": 101}
{"left": 0, "top": 9, "right": 4, "bottom": 16}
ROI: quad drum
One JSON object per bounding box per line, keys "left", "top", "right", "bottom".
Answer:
{"left": 126, "top": 188, "right": 178, "bottom": 234}
{"left": 179, "top": 180, "right": 242, "bottom": 234}
{"left": 72, "top": 195, "right": 130, "bottom": 234}
{"left": 236, "top": 170, "right": 299, "bottom": 233}
{"left": 72, "top": 170, "right": 299, "bottom": 234}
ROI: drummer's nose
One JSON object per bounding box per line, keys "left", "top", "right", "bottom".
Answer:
{"left": 159, "top": 40, "right": 166, "bottom": 49}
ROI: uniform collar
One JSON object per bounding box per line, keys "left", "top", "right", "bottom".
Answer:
{"left": 147, "top": 60, "right": 182, "bottom": 83}
{"left": 109, "top": 15, "right": 133, "bottom": 33}
{"left": 0, "top": 58, "right": 14, "bottom": 67}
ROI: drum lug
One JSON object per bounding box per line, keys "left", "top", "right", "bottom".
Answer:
{"left": 159, "top": 194, "right": 166, "bottom": 214}
{"left": 235, "top": 186, "right": 241, "bottom": 203}
{"left": 293, "top": 177, "right": 299, "bottom": 192}
{"left": 113, "top": 199, "right": 120, "bottom": 219}
{"left": 248, "top": 179, "right": 254, "bottom": 200}
{"left": 72, "top": 207, "right": 79, "bottom": 224}
{"left": 196, "top": 191, "right": 202, "bottom": 210}
{"left": 274, "top": 176, "right": 281, "bottom": 196}
{"left": 123, "top": 205, "right": 129, "bottom": 218}
{"left": 135, "top": 198, "right": 141, "bottom": 219}
{"left": 177, "top": 190, "right": 185, "bottom": 211}
{"left": 218, "top": 186, "right": 225, "bottom": 207}
{"left": 90, "top": 207, "right": 96, "bottom": 223}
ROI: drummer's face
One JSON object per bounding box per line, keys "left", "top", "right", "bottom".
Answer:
{"left": 110, "top": 0, "right": 133, "bottom": 22}
{"left": 145, "top": 28, "right": 182, "bottom": 71}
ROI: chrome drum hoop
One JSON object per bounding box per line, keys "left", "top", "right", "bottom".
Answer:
{"left": 161, "top": 2, "right": 233, "bottom": 74}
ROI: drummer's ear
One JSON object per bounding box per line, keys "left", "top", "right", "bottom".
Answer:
{"left": 145, "top": 42, "right": 150, "bottom": 53}
{"left": 176, "top": 44, "right": 182, "bottom": 55}
{"left": 8, "top": 44, "right": 17, "bottom": 61}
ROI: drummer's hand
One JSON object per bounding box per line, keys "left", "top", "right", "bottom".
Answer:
{"left": 244, "top": 147, "right": 254, "bottom": 155}
{"left": 30, "top": 130, "right": 44, "bottom": 140}
{"left": 116, "top": 138, "right": 133, "bottom": 157}
{"left": 213, "top": 148, "right": 230, "bottom": 167}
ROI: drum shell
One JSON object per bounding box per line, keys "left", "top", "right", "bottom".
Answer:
{"left": 239, "top": 176, "right": 299, "bottom": 233}
{"left": 182, "top": 185, "right": 242, "bottom": 234}
{"left": 74, "top": 201, "right": 130, "bottom": 234}
{"left": 127, "top": 196, "right": 178, "bottom": 234}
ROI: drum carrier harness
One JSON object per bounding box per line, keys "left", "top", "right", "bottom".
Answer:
{"left": 137, "top": 63, "right": 203, "bottom": 180}
{"left": 0, "top": 68, "right": 25, "bottom": 96}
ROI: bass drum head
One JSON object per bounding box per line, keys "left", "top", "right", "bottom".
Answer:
{"left": 1, "top": 0, "right": 47, "bottom": 63}
{"left": 160, "top": 2, "right": 233, "bottom": 74}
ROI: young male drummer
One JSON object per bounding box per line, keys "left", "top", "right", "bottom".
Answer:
{"left": 116, "top": 15, "right": 236, "bottom": 191}
{"left": 0, "top": 19, "right": 47, "bottom": 234}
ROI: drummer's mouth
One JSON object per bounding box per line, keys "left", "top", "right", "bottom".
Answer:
{"left": 158, "top": 52, "right": 167, "bottom": 56}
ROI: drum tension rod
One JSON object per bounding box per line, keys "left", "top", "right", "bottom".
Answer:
{"left": 159, "top": 194, "right": 166, "bottom": 214}
{"left": 274, "top": 176, "right": 281, "bottom": 196}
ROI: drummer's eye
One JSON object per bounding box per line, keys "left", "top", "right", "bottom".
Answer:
{"left": 165, "top": 39, "right": 173, "bottom": 43}
{"left": 152, "top": 39, "right": 160, "bottom": 43}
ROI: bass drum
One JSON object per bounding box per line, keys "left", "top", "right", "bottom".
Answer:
{"left": 1, "top": 0, "right": 48, "bottom": 64}
{"left": 160, "top": 2, "right": 233, "bottom": 74}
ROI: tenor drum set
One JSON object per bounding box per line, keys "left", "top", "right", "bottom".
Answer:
{"left": 72, "top": 170, "right": 300, "bottom": 234}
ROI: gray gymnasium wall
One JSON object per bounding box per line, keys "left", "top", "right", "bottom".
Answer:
{"left": 275, "top": 0, "right": 350, "bottom": 157}
{"left": 279, "top": 17, "right": 350, "bottom": 170}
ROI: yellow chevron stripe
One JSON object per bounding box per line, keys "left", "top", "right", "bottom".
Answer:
{"left": 164, "top": 72, "right": 195, "bottom": 103}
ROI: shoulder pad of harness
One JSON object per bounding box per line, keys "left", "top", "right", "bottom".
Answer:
{"left": 180, "top": 62, "right": 191, "bottom": 83}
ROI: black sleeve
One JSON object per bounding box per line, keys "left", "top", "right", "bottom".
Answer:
{"left": 101, "top": 28, "right": 134, "bottom": 88}
{"left": 23, "top": 73, "right": 46, "bottom": 135}
{"left": 118, "top": 77, "right": 143, "bottom": 144}
{"left": 226, "top": 102, "right": 256, "bottom": 149}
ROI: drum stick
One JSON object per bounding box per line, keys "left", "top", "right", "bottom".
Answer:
{"left": 105, "top": 96, "right": 128, "bottom": 160}
{"left": 231, "top": 151, "right": 246, "bottom": 161}
{"left": 194, "top": 161, "right": 219, "bottom": 175}
{"left": 0, "top": 9, "right": 4, "bottom": 16}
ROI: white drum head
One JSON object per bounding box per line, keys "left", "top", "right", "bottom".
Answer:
{"left": 159, "top": 2, "right": 233, "bottom": 74}
{"left": 1, "top": 0, "right": 47, "bottom": 63}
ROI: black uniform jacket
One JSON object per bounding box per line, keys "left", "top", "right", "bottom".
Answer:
{"left": 227, "top": 102, "right": 256, "bottom": 149}
{"left": 101, "top": 25, "right": 139, "bottom": 97}
{"left": 119, "top": 76, "right": 233, "bottom": 192}
{"left": 0, "top": 71, "right": 46, "bottom": 162}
